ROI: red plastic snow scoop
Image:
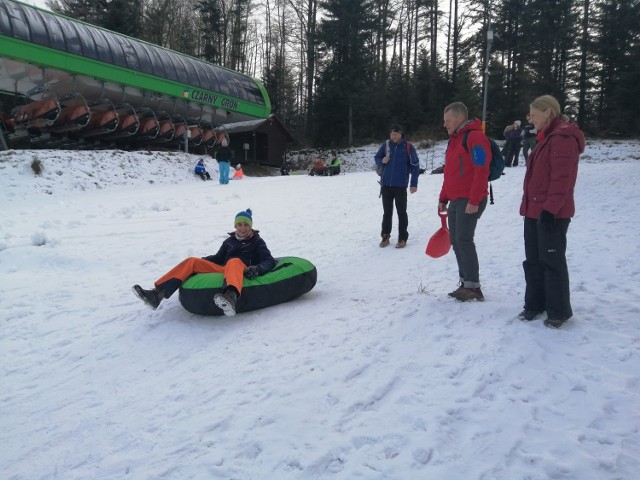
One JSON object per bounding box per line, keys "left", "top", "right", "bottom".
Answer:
{"left": 425, "top": 212, "right": 451, "bottom": 258}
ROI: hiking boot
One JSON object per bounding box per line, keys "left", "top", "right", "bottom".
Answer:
{"left": 395, "top": 240, "right": 407, "bottom": 248}
{"left": 519, "top": 309, "right": 543, "bottom": 321}
{"left": 214, "top": 290, "right": 238, "bottom": 316}
{"left": 449, "top": 287, "right": 484, "bottom": 302}
{"left": 544, "top": 317, "right": 568, "bottom": 329}
{"left": 448, "top": 285, "right": 463, "bottom": 298}
{"left": 379, "top": 234, "right": 390, "bottom": 247}
{"left": 132, "top": 285, "right": 163, "bottom": 309}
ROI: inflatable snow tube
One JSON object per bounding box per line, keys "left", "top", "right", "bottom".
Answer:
{"left": 178, "top": 256, "right": 317, "bottom": 316}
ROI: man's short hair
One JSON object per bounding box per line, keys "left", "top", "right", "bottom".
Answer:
{"left": 444, "top": 102, "right": 468, "bottom": 119}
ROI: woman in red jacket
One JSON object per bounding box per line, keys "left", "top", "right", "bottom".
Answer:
{"left": 519, "top": 95, "right": 585, "bottom": 328}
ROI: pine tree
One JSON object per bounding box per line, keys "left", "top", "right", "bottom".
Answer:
{"left": 46, "top": 0, "right": 106, "bottom": 25}
{"left": 142, "top": 0, "right": 172, "bottom": 47}
{"left": 593, "top": 0, "right": 640, "bottom": 135}
{"left": 228, "top": 0, "right": 250, "bottom": 70}
{"left": 314, "top": 0, "right": 377, "bottom": 145}
{"left": 197, "top": 0, "right": 224, "bottom": 64}
{"left": 102, "top": 0, "right": 143, "bottom": 37}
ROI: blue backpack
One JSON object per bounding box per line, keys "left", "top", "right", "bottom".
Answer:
{"left": 461, "top": 130, "right": 505, "bottom": 204}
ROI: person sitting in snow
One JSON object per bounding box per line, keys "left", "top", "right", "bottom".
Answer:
{"left": 232, "top": 164, "right": 244, "bottom": 180}
{"left": 280, "top": 159, "right": 291, "bottom": 175}
{"left": 327, "top": 151, "right": 342, "bottom": 176}
{"left": 194, "top": 159, "right": 211, "bottom": 180}
{"left": 308, "top": 159, "right": 326, "bottom": 176}
{"left": 132, "top": 208, "right": 275, "bottom": 316}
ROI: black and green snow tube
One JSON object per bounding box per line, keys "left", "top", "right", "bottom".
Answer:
{"left": 178, "top": 256, "right": 317, "bottom": 315}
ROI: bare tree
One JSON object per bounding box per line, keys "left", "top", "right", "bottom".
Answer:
{"left": 288, "top": 0, "right": 319, "bottom": 135}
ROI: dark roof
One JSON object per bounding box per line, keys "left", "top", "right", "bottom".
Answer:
{"left": 216, "top": 115, "right": 294, "bottom": 142}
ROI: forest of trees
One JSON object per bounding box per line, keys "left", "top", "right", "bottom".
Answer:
{"left": 46, "top": 0, "right": 640, "bottom": 146}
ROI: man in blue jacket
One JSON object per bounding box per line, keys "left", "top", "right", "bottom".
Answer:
{"left": 374, "top": 124, "right": 421, "bottom": 248}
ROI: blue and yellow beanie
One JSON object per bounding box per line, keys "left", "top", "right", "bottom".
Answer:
{"left": 234, "top": 208, "right": 253, "bottom": 227}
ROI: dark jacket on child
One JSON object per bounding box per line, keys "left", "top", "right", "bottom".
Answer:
{"left": 203, "top": 231, "right": 276, "bottom": 272}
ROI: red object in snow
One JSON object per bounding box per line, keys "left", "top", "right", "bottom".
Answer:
{"left": 425, "top": 212, "right": 451, "bottom": 258}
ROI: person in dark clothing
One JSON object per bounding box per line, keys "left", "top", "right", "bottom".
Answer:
{"left": 521, "top": 113, "right": 538, "bottom": 164}
{"left": 280, "top": 160, "right": 291, "bottom": 175}
{"left": 374, "top": 124, "right": 420, "bottom": 248}
{"left": 132, "top": 208, "right": 276, "bottom": 316}
{"left": 503, "top": 120, "right": 523, "bottom": 167}
{"left": 519, "top": 95, "right": 584, "bottom": 329}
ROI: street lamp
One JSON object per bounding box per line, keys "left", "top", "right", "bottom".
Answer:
{"left": 481, "top": 18, "right": 494, "bottom": 134}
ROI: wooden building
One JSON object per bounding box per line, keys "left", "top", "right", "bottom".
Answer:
{"left": 214, "top": 115, "right": 294, "bottom": 167}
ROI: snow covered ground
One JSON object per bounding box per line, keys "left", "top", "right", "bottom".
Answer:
{"left": 1, "top": 139, "right": 639, "bottom": 480}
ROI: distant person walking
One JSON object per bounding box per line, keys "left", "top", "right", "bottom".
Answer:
{"left": 374, "top": 124, "right": 420, "bottom": 248}
{"left": 519, "top": 95, "right": 584, "bottom": 328}
{"left": 439, "top": 102, "right": 491, "bottom": 301}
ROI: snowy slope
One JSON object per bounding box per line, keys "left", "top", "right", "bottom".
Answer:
{"left": 1, "top": 140, "right": 639, "bottom": 480}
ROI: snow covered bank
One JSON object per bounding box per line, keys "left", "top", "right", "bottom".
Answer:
{"left": 1, "top": 140, "right": 639, "bottom": 479}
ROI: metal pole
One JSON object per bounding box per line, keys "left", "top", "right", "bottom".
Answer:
{"left": 481, "top": 1, "right": 494, "bottom": 134}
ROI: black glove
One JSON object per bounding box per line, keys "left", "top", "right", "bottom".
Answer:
{"left": 539, "top": 210, "right": 556, "bottom": 231}
{"left": 244, "top": 265, "right": 264, "bottom": 279}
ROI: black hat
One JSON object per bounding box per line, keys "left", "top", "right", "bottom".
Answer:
{"left": 390, "top": 124, "right": 403, "bottom": 134}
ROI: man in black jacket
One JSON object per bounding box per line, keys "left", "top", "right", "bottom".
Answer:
{"left": 133, "top": 208, "right": 275, "bottom": 316}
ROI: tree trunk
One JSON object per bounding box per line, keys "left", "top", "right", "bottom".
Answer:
{"left": 577, "top": 0, "right": 590, "bottom": 129}
{"left": 452, "top": 0, "right": 459, "bottom": 87}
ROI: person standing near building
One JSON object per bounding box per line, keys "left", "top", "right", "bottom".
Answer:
{"left": 438, "top": 102, "right": 491, "bottom": 301}
{"left": 374, "top": 124, "right": 420, "bottom": 248}
{"left": 519, "top": 95, "right": 584, "bottom": 328}
{"left": 215, "top": 135, "right": 233, "bottom": 184}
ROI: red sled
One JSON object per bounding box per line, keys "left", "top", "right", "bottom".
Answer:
{"left": 425, "top": 212, "right": 451, "bottom": 258}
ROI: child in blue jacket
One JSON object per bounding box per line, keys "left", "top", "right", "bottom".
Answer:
{"left": 195, "top": 159, "right": 211, "bottom": 180}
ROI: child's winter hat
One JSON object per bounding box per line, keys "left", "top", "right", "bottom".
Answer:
{"left": 234, "top": 208, "right": 253, "bottom": 226}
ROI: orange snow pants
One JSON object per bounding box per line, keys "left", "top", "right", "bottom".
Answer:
{"left": 154, "top": 257, "right": 246, "bottom": 299}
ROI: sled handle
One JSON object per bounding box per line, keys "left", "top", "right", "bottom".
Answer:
{"left": 438, "top": 210, "right": 448, "bottom": 228}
